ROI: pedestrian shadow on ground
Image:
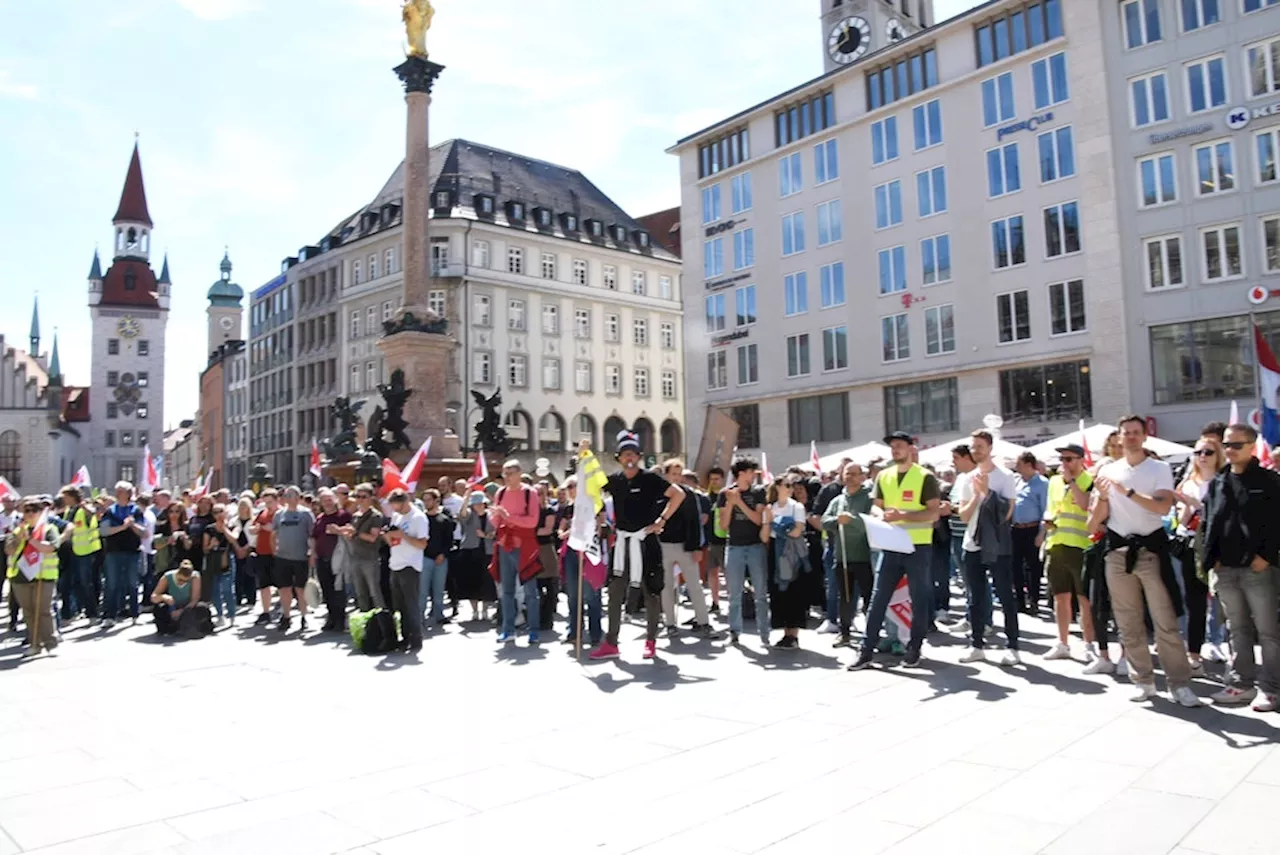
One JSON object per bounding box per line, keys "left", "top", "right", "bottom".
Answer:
{"left": 737, "top": 642, "right": 843, "bottom": 671}
{"left": 68, "top": 622, "right": 133, "bottom": 643}
{"left": 0, "top": 643, "right": 38, "bottom": 670}
{"left": 128, "top": 633, "right": 184, "bottom": 647}
{"left": 494, "top": 642, "right": 549, "bottom": 665}
{"left": 655, "top": 633, "right": 724, "bottom": 662}
{"left": 884, "top": 661, "right": 1017, "bottom": 702}
{"left": 1139, "top": 694, "right": 1280, "bottom": 746}
{"left": 375, "top": 649, "right": 423, "bottom": 670}
{"left": 584, "top": 658, "right": 715, "bottom": 693}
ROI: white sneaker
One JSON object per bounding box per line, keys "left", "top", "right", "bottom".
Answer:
{"left": 1084, "top": 642, "right": 1100, "bottom": 659}
{"left": 1116, "top": 659, "right": 1130, "bottom": 678}
{"left": 1083, "top": 657, "right": 1116, "bottom": 675}
{"left": 1203, "top": 643, "right": 1227, "bottom": 663}
{"left": 1171, "top": 686, "right": 1206, "bottom": 708}
{"left": 214, "top": 617, "right": 225, "bottom": 627}
{"left": 1210, "top": 685, "right": 1257, "bottom": 706}
{"left": 999, "top": 649, "right": 1021, "bottom": 666}
{"left": 1252, "top": 693, "right": 1278, "bottom": 713}
{"left": 947, "top": 619, "right": 971, "bottom": 635}
{"left": 817, "top": 620, "right": 839, "bottom": 634}
{"left": 1129, "top": 683, "right": 1157, "bottom": 702}
{"left": 959, "top": 647, "right": 986, "bottom": 663}
{"left": 1043, "top": 642, "right": 1072, "bottom": 661}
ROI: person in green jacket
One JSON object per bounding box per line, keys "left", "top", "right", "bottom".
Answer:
{"left": 822, "top": 463, "right": 875, "bottom": 648}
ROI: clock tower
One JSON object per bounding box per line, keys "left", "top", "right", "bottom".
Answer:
{"left": 206, "top": 249, "right": 244, "bottom": 354}
{"left": 821, "top": 0, "right": 934, "bottom": 74}
{"left": 86, "top": 141, "right": 170, "bottom": 488}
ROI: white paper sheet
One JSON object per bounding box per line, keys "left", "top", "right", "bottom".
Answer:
{"left": 860, "top": 513, "right": 916, "bottom": 554}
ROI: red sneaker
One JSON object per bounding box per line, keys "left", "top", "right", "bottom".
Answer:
{"left": 643, "top": 639, "right": 656, "bottom": 659}
{"left": 588, "top": 642, "right": 620, "bottom": 661}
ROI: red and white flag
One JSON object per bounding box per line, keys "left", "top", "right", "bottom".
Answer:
{"left": 16, "top": 510, "right": 49, "bottom": 580}
{"left": 378, "top": 458, "right": 408, "bottom": 498}
{"left": 886, "top": 575, "right": 913, "bottom": 639}
{"left": 192, "top": 468, "right": 213, "bottom": 498}
{"left": 1258, "top": 436, "right": 1276, "bottom": 470}
{"left": 0, "top": 476, "right": 17, "bottom": 503}
{"left": 402, "top": 437, "right": 433, "bottom": 492}
{"left": 143, "top": 445, "right": 161, "bottom": 492}
{"left": 309, "top": 438, "right": 323, "bottom": 479}
{"left": 71, "top": 465, "right": 91, "bottom": 489}
{"left": 761, "top": 451, "right": 773, "bottom": 484}
{"left": 810, "top": 440, "right": 821, "bottom": 474}
{"left": 1078, "top": 419, "right": 1093, "bottom": 469}
{"left": 466, "top": 451, "right": 489, "bottom": 488}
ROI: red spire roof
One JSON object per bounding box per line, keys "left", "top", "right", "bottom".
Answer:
{"left": 112, "top": 142, "right": 153, "bottom": 227}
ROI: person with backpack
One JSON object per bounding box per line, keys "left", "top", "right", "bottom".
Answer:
{"left": 490, "top": 460, "right": 542, "bottom": 645}
{"left": 385, "top": 488, "right": 430, "bottom": 652}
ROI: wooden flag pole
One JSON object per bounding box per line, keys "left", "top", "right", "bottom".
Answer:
{"left": 30, "top": 577, "right": 43, "bottom": 655}
{"left": 575, "top": 549, "right": 585, "bottom": 662}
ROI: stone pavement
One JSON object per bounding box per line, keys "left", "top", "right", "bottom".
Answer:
{"left": 1, "top": 602, "right": 1276, "bottom": 855}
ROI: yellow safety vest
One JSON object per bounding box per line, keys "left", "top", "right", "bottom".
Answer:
{"left": 7, "top": 527, "right": 60, "bottom": 581}
{"left": 876, "top": 464, "right": 934, "bottom": 545}
{"left": 1046, "top": 472, "right": 1093, "bottom": 550}
{"left": 68, "top": 507, "right": 102, "bottom": 556}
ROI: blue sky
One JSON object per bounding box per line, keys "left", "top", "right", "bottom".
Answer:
{"left": 0, "top": 0, "right": 982, "bottom": 425}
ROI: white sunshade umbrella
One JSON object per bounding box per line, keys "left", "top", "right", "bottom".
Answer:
{"left": 917, "top": 436, "right": 1031, "bottom": 469}
{"left": 1026, "top": 423, "right": 1195, "bottom": 465}
{"left": 803, "top": 441, "right": 892, "bottom": 473}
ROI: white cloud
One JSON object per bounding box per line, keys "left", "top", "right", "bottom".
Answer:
{"left": 174, "top": 0, "right": 258, "bottom": 21}
{"left": 0, "top": 71, "right": 37, "bottom": 100}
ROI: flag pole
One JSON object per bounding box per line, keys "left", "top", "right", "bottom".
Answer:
{"left": 31, "top": 577, "right": 42, "bottom": 654}
{"left": 575, "top": 548, "right": 585, "bottom": 662}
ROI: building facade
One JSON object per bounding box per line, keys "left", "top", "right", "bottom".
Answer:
{"left": 247, "top": 273, "right": 294, "bottom": 482}
{"left": 282, "top": 250, "right": 341, "bottom": 487}
{"left": 224, "top": 344, "right": 249, "bottom": 492}
{"left": 200, "top": 252, "right": 245, "bottom": 494}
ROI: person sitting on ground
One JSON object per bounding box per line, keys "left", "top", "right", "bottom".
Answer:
{"left": 150, "top": 559, "right": 208, "bottom": 638}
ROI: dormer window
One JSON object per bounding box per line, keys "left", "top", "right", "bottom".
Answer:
{"left": 507, "top": 201, "right": 525, "bottom": 222}
{"left": 561, "top": 213, "right": 579, "bottom": 233}
{"left": 612, "top": 225, "right": 628, "bottom": 244}
{"left": 434, "top": 191, "right": 451, "bottom": 209}
{"left": 586, "top": 219, "right": 603, "bottom": 238}
{"left": 475, "top": 194, "right": 495, "bottom": 216}
{"left": 635, "top": 231, "right": 651, "bottom": 249}
{"left": 534, "top": 207, "right": 553, "bottom": 229}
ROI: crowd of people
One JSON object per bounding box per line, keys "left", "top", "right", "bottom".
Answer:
{"left": 4, "top": 420, "right": 1278, "bottom": 714}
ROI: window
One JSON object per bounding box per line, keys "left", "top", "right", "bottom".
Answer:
{"left": 1043, "top": 201, "right": 1081, "bottom": 258}
{"left": 366, "top": 306, "right": 376, "bottom": 335}
{"left": 881, "top": 314, "right": 910, "bottom": 362}
{"left": 707, "top": 351, "right": 728, "bottom": 390}
{"left": 1138, "top": 152, "right": 1178, "bottom": 206}
{"left": 635, "top": 367, "right": 650, "bottom": 397}
{"left": 878, "top": 246, "right": 907, "bottom": 295}
{"left": 1031, "top": 52, "right": 1069, "bottom": 109}
{"left": 351, "top": 363, "right": 361, "bottom": 392}
{"left": 1130, "top": 71, "right": 1170, "bottom": 127}
{"left": 138, "top": 430, "right": 148, "bottom": 446}
{"left": 108, "top": 339, "right": 119, "bottom": 355}
{"left": 822, "top": 325, "right": 849, "bottom": 371}
{"left": 477, "top": 195, "right": 494, "bottom": 215}
{"left": 875, "top": 180, "right": 903, "bottom": 228}
{"left": 543, "top": 358, "right": 561, "bottom": 390}
{"left": 575, "top": 361, "right": 592, "bottom": 393}
{"left": 603, "top": 265, "right": 618, "bottom": 290}
{"left": 787, "top": 333, "right": 811, "bottom": 377}
{"left": 575, "top": 308, "right": 591, "bottom": 339}
{"left": 986, "top": 142, "right": 1022, "bottom": 197}
{"left": 107, "top": 371, "right": 119, "bottom": 386}
{"left": 974, "top": 1, "right": 1062, "bottom": 68}
{"left": 137, "top": 371, "right": 148, "bottom": 387}
{"left": 1152, "top": 315, "right": 1264, "bottom": 403}
{"left": 385, "top": 247, "right": 395, "bottom": 275}
{"left": 367, "top": 361, "right": 376, "bottom": 389}
{"left": 787, "top": 392, "right": 850, "bottom": 445}
{"left": 368, "top": 253, "right": 378, "bottom": 280}
{"left": 1194, "top": 139, "right": 1236, "bottom": 195}
{"left": 921, "top": 234, "right": 952, "bottom": 285}
{"left": 737, "top": 344, "right": 758, "bottom": 385}
{"left": 702, "top": 185, "right": 722, "bottom": 224}
{"left": 138, "top": 340, "right": 150, "bottom": 357}
{"left": 472, "top": 240, "right": 490, "bottom": 268}
{"left": 507, "top": 247, "right": 524, "bottom": 275}
{"left": 473, "top": 294, "right": 491, "bottom": 326}
{"left": 1000, "top": 360, "right": 1093, "bottom": 422}
{"left": 662, "top": 370, "right": 677, "bottom": 400}
{"left": 1258, "top": 128, "right": 1280, "bottom": 184}
{"left": 1186, "top": 56, "right": 1227, "bottom": 113}
{"left": 1182, "top": 0, "right": 1220, "bottom": 31}
{"left": 732, "top": 173, "right": 753, "bottom": 213}
{"left": 912, "top": 100, "right": 943, "bottom": 150}
{"left": 702, "top": 241, "right": 724, "bottom": 279}
{"left": 1265, "top": 217, "right": 1280, "bottom": 272}
{"left": 779, "top": 152, "right": 803, "bottom": 197}
{"left": 107, "top": 402, "right": 118, "bottom": 419}
{"left": 814, "top": 139, "right": 839, "bottom": 183}
{"left": 733, "top": 229, "right": 755, "bottom": 269}
{"left": 0, "top": 430, "right": 18, "bottom": 487}
{"left": 916, "top": 166, "right": 947, "bottom": 216}
{"left": 1201, "top": 223, "right": 1243, "bottom": 281}
{"left": 997, "top": 290, "right": 1032, "bottom": 343}
{"left": 817, "top": 201, "right": 842, "bottom": 246}
{"left": 572, "top": 259, "right": 588, "bottom": 286}
{"left": 509, "top": 202, "right": 525, "bottom": 221}
{"left": 782, "top": 212, "right": 806, "bottom": 256}
{"left": 660, "top": 322, "right": 675, "bottom": 349}
{"left": 634, "top": 318, "right": 649, "bottom": 346}
{"left": 698, "top": 127, "right": 749, "bottom": 179}
{"left": 885, "top": 378, "right": 960, "bottom": 436}
{"left": 630, "top": 270, "right": 647, "bottom": 295}
{"left": 774, "top": 89, "right": 835, "bottom": 147}
{"left": 981, "top": 72, "right": 1016, "bottom": 128}
{"left": 784, "top": 272, "right": 808, "bottom": 315}
{"left": 1123, "top": 0, "right": 1162, "bottom": 48}
{"left": 992, "top": 215, "right": 1026, "bottom": 269}
{"left": 925, "top": 305, "right": 956, "bottom": 355}
{"left": 542, "top": 304, "right": 559, "bottom": 335}
{"left": 1038, "top": 127, "right": 1075, "bottom": 182}
{"left": 541, "top": 253, "right": 556, "bottom": 280}
{"left": 865, "top": 45, "right": 939, "bottom": 111}
{"left": 509, "top": 355, "right": 527, "bottom": 387}
{"left": 1246, "top": 0, "right": 1280, "bottom": 12}
{"left": 820, "top": 262, "right": 845, "bottom": 308}
{"left": 105, "top": 431, "right": 115, "bottom": 448}
{"left": 659, "top": 275, "right": 673, "bottom": 300}
{"left": 735, "top": 285, "right": 757, "bottom": 326}
{"left": 1049, "top": 279, "right": 1087, "bottom": 336}
{"left": 872, "top": 117, "right": 899, "bottom": 165}
{"left": 352, "top": 260, "right": 361, "bottom": 285}
{"left": 606, "top": 313, "right": 621, "bottom": 342}
{"left": 137, "top": 404, "right": 148, "bottom": 420}
{"left": 382, "top": 300, "right": 393, "bottom": 322}
{"left": 428, "top": 289, "right": 446, "bottom": 318}
{"left": 1145, "top": 235, "right": 1185, "bottom": 289}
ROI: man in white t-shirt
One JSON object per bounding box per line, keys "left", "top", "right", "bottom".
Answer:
{"left": 952, "top": 430, "right": 1021, "bottom": 665}
{"left": 1089, "top": 415, "right": 1203, "bottom": 707}
{"left": 384, "top": 488, "right": 430, "bottom": 653}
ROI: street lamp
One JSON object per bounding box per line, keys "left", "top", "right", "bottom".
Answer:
{"left": 355, "top": 449, "right": 382, "bottom": 488}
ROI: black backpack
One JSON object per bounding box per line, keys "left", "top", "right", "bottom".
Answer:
{"left": 361, "top": 610, "right": 398, "bottom": 655}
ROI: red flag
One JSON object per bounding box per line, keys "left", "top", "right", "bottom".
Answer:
{"left": 402, "top": 437, "right": 433, "bottom": 492}
{"left": 309, "top": 439, "right": 323, "bottom": 478}
{"left": 71, "top": 465, "right": 91, "bottom": 489}
{"left": 810, "top": 440, "right": 821, "bottom": 474}
{"left": 761, "top": 451, "right": 773, "bottom": 484}
{"left": 143, "top": 445, "right": 160, "bottom": 492}
{"left": 378, "top": 458, "right": 408, "bottom": 498}
{"left": 1258, "top": 436, "right": 1276, "bottom": 470}
{"left": 17, "top": 510, "right": 48, "bottom": 580}
{"left": 0, "top": 476, "right": 17, "bottom": 503}
{"left": 466, "top": 451, "right": 489, "bottom": 488}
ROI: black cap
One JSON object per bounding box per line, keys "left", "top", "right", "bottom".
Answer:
{"left": 1055, "top": 443, "right": 1086, "bottom": 457}
{"left": 883, "top": 431, "right": 915, "bottom": 445}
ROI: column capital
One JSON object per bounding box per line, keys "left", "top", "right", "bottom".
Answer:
{"left": 393, "top": 56, "right": 446, "bottom": 94}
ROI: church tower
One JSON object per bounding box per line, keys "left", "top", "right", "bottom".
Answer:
{"left": 87, "top": 141, "right": 170, "bottom": 488}
{"left": 821, "top": 0, "right": 934, "bottom": 74}
{"left": 206, "top": 249, "right": 244, "bottom": 353}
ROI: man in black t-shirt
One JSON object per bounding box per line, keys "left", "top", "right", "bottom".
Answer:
{"left": 716, "top": 456, "right": 769, "bottom": 645}
{"left": 812, "top": 459, "right": 850, "bottom": 633}
{"left": 657, "top": 460, "right": 715, "bottom": 636}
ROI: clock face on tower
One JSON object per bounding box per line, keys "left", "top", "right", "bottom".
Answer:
{"left": 886, "top": 17, "right": 906, "bottom": 43}
{"left": 219, "top": 316, "right": 234, "bottom": 331}
{"left": 827, "top": 16, "right": 871, "bottom": 65}
{"left": 117, "top": 316, "right": 140, "bottom": 339}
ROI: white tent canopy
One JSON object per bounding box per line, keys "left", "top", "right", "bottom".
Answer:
{"left": 1025, "top": 423, "right": 1195, "bottom": 465}
{"left": 800, "top": 441, "right": 892, "bottom": 473}
{"left": 917, "top": 436, "right": 1031, "bottom": 469}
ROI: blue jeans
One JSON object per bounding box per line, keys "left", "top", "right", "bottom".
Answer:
{"left": 930, "top": 542, "right": 951, "bottom": 614}
{"left": 420, "top": 556, "right": 448, "bottom": 622}
{"left": 103, "top": 551, "right": 139, "bottom": 620}
{"left": 498, "top": 548, "right": 540, "bottom": 636}
{"left": 563, "top": 549, "right": 602, "bottom": 643}
{"left": 211, "top": 570, "right": 235, "bottom": 619}
{"left": 63, "top": 553, "right": 97, "bottom": 618}
{"left": 961, "top": 551, "right": 1020, "bottom": 651}
{"left": 140, "top": 553, "right": 157, "bottom": 606}
{"left": 725, "top": 543, "right": 768, "bottom": 636}
{"left": 823, "top": 540, "right": 838, "bottom": 621}
{"left": 863, "top": 549, "right": 932, "bottom": 651}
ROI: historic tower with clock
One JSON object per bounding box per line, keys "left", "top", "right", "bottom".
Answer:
{"left": 86, "top": 141, "right": 170, "bottom": 488}
{"left": 206, "top": 249, "right": 244, "bottom": 353}
{"left": 822, "top": 0, "right": 934, "bottom": 74}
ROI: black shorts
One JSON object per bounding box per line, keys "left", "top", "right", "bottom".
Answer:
{"left": 272, "top": 558, "right": 308, "bottom": 590}
{"left": 252, "top": 554, "right": 275, "bottom": 590}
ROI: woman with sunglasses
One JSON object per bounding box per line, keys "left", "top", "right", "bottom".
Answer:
{"left": 1172, "top": 437, "right": 1223, "bottom": 675}
{"left": 4, "top": 497, "right": 62, "bottom": 656}
{"left": 203, "top": 504, "right": 234, "bottom": 626}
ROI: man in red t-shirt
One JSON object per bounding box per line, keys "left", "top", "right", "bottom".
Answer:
{"left": 248, "top": 489, "right": 278, "bottom": 625}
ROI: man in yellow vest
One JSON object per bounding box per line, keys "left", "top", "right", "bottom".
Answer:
{"left": 1042, "top": 443, "right": 1110, "bottom": 671}
{"left": 5, "top": 495, "right": 62, "bottom": 655}
{"left": 849, "top": 432, "right": 941, "bottom": 670}
{"left": 58, "top": 485, "right": 101, "bottom": 621}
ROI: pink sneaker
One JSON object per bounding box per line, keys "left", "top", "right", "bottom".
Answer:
{"left": 588, "top": 642, "right": 620, "bottom": 661}
{"left": 643, "top": 639, "right": 656, "bottom": 659}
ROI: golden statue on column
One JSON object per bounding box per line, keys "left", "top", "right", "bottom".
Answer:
{"left": 402, "top": 0, "right": 435, "bottom": 57}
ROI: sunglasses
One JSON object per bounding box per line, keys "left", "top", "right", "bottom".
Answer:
{"left": 1058, "top": 455, "right": 1079, "bottom": 463}
{"left": 1194, "top": 449, "right": 1217, "bottom": 457}
{"left": 1222, "top": 442, "right": 1249, "bottom": 450}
